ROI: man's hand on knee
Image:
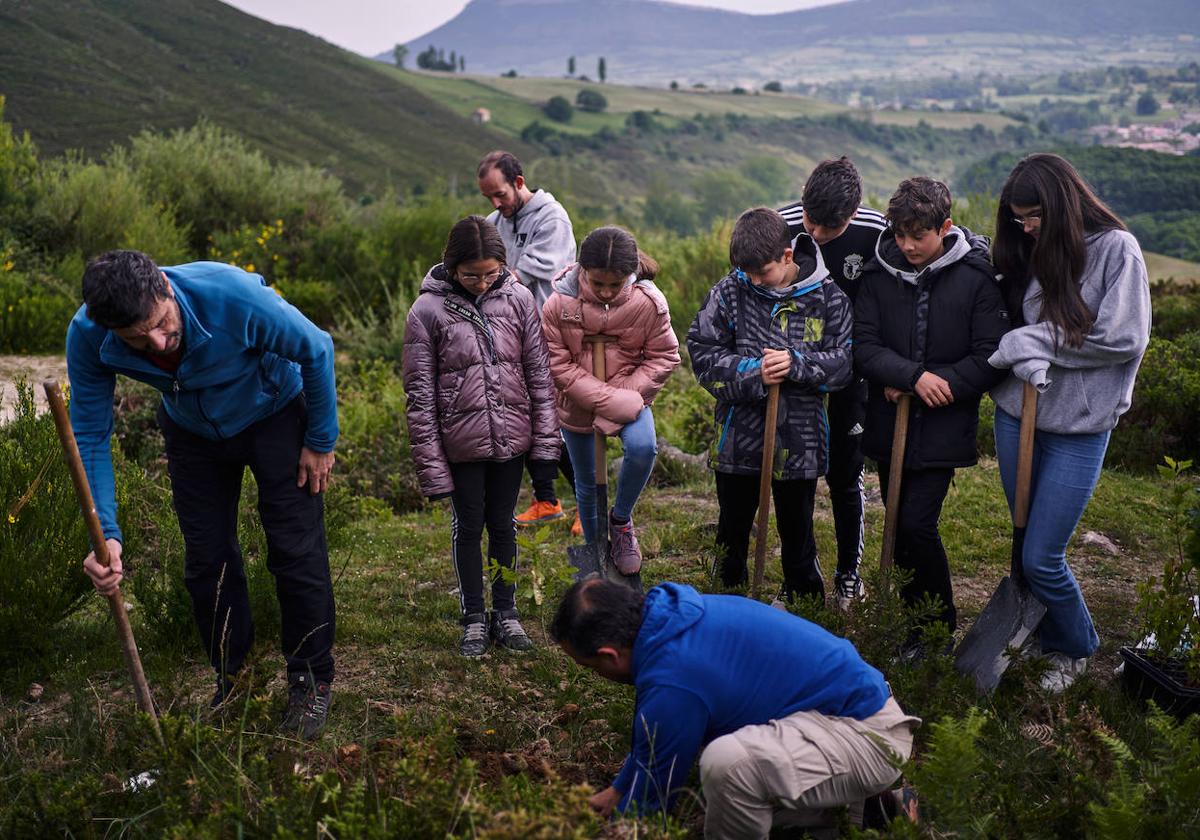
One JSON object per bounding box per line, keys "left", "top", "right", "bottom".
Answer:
{"left": 83, "top": 538, "right": 124, "bottom": 596}
{"left": 588, "top": 785, "right": 622, "bottom": 819}
{"left": 297, "top": 447, "right": 335, "bottom": 496}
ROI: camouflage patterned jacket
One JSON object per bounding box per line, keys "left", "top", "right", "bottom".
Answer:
{"left": 686, "top": 236, "right": 853, "bottom": 481}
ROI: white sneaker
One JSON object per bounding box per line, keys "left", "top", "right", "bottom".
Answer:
{"left": 1039, "top": 652, "right": 1088, "bottom": 693}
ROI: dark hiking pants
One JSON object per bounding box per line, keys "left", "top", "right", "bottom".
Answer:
{"left": 715, "top": 472, "right": 823, "bottom": 601}
{"left": 158, "top": 397, "right": 335, "bottom": 683}
{"left": 449, "top": 456, "right": 525, "bottom": 616}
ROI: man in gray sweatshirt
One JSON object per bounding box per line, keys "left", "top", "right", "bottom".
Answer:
{"left": 478, "top": 150, "right": 579, "bottom": 529}
{"left": 478, "top": 151, "right": 576, "bottom": 309}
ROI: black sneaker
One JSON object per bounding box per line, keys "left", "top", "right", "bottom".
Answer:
{"left": 281, "top": 673, "right": 332, "bottom": 740}
{"left": 460, "top": 612, "right": 490, "bottom": 657}
{"left": 489, "top": 608, "right": 534, "bottom": 651}
{"left": 833, "top": 572, "right": 867, "bottom": 612}
{"left": 210, "top": 674, "right": 235, "bottom": 709}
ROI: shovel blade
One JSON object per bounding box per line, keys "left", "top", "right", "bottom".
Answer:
{"left": 568, "top": 543, "right": 603, "bottom": 581}
{"left": 602, "top": 557, "right": 642, "bottom": 592}
{"left": 954, "top": 575, "right": 1047, "bottom": 694}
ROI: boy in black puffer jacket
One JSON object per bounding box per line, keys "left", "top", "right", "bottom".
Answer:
{"left": 854, "top": 178, "right": 1009, "bottom": 643}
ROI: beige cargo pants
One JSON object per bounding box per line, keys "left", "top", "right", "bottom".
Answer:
{"left": 698, "top": 696, "right": 920, "bottom": 839}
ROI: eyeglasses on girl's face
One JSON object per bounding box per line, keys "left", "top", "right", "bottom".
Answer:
{"left": 1010, "top": 205, "right": 1042, "bottom": 230}
{"left": 459, "top": 269, "right": 504, "bottom": 284}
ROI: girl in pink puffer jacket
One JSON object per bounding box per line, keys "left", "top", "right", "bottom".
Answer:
{"left": 403, "top": 216, "right": 560, "bottom": 657}
{"left": 541, "top": 226, "right": 681, "bottom": 575}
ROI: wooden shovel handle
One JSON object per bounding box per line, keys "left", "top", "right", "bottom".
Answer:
{"left": 880, "top": 393, "right": 911, "bottom": 570}
{"left": 584, "top": 335, "right": 618, "bottom": 483}
{"left": 751, "top": 383, "right": 781, "bottom": 600}
{"left": 43, "top": 382, "right": 161, "bottom": 739}
{"left": 1014, "top": 381, "right": 1038, "bottom": 530}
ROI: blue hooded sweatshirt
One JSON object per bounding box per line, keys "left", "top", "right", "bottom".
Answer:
{"left": 66, "top": 262, "right": 338, "bottom": 542}
{"left": 613, "top": 583, "right": 889, "bottom": 814}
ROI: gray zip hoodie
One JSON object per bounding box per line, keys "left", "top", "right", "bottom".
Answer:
{"left": 487, "top": 189, "right": 576, "bottom": 310}
{"left": 989, "top": 228, "right": 1150, "bottom": 435}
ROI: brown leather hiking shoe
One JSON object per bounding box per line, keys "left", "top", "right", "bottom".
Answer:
{"left": 514, "top": 499, "right": 565, "bottom": 526}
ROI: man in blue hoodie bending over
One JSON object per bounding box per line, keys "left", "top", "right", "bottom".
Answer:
{"left": 68, "top": 250, "right": 338, "bottom": 739}
{"left": 552, "top": 579, "right": 920, "bottom": 837}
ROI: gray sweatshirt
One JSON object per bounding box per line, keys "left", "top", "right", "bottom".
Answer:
{"left": 989, "top": 228, "right": 1150, "bottom": 435}
{"left": 487, "top": 189, "right": 576, "bottom": 310}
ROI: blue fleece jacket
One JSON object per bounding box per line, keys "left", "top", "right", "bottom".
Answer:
{"left": 66, "top": 262, "right": 338, "bottom": 541}
{"left": 613, "top": 583, "right": 889, "bottom": 815}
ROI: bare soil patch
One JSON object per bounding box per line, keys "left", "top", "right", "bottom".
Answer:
{"left": 0, "top": 355, "right": 68, "bottom": 423}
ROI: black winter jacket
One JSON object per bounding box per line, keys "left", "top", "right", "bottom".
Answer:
{"left": 854, "top": 226, "right": 1009, "bottom": 469}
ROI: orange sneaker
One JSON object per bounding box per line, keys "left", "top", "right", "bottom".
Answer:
{"left": 514, "top": 499, "right": 565, "bottom": 526}
{"left": 570, "top": 511, "right": 583, "bottom": 537}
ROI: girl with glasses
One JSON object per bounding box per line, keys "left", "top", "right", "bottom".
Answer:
{"left": 988, "top": 153, "right": 1151, "bottom": 692}
{"left": 403, "top": 215, "right": 560, "bottom": 657}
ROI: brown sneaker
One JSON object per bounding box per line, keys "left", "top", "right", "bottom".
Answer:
{"left": 570, "top": 511, "right": 583, "bottom": 537}
{"left": 514, "top": 499, "right": 565, "bottom": 526}
{"left": 608, "top": 511, "right": 642, "bottom": 575}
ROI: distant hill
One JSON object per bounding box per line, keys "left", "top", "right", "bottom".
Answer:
{"left": 386, "top": 0, "right": 1200, "bottom": 83}
{"left": 0, "top": 0, "right": 526, "bottom": 193}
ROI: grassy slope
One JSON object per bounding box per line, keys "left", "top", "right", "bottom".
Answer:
{"left": 0, "top": 369, "right": 1187, "bottom": 835}
{"left": 0, "top": 0, "right": 527, "bottom": 193}
{"left": 1146, "top": 251, "right": 1200, "bottom": 285}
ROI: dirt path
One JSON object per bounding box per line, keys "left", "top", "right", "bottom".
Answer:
{"left": 0, "top": 355, "right": 68, "bottom": 423}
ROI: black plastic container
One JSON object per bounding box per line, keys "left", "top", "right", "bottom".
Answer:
{"left": 1119, "top": 646, "right": 1200, "bottom": 718}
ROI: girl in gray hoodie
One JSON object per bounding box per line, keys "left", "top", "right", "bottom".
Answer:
{"left": 989, "top": 153, "right": 1151, "bottom": 693}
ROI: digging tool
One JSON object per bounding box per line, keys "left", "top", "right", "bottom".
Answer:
{"left": 750, "top": 382, "right": 782, "bottom": 601}
{"left": 879, "top": 394, "right": 912, "bottom": 569}
{"left": 44, "top": 381, "right": 162, "bottom": 742}
{"left": 954, "top": 381, "right": 1046, "bottom": 694}
{"left": 567, "top": 335, "right": 642, "bottom": 591}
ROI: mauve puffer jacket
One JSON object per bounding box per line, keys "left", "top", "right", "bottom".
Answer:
{"left": 541, "top": 264, "right": 681, "bottom": 435}
{"left": 403, "top": 265, "right": 560, "bottom": 498}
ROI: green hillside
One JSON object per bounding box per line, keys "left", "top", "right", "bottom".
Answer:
{"left": 0, "top": 0, "right": 528, "bottom": 193}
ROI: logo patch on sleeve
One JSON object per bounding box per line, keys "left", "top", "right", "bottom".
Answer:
{"left": 803, "top": 317, "right": 825, "bottom": 342}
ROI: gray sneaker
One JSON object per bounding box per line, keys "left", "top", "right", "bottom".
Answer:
{"left": 608, "top": 511, "right": 643, "bottom": 575}
{"left": 490, "top": 608, "right": 534, "bottom": 651}
{"left": 459, "top": 612, "right": 490, "bottom": 657}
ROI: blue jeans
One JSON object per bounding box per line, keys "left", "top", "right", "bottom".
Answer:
{"left": 563, "top": 407, "right": 658, "bottom": 543}
{"left": 994, "top": 408, "right": 1108, "bottom": 659}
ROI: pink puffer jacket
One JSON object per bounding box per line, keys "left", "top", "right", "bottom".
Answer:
{"left": 541, "top": 264, "right": 681, "bottom": 435}
{"left": 403, "top": 266, "right": 560, "bottom": 498}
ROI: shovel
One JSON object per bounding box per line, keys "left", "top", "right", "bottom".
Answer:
{"left": 879, "top": 394, "right": 911, "bottom": 570}
{"left": 750, "top": 383, "right": 781, "bottom": 601}
{"left": 567, "top": 335, "right": 641, "bottom": 591}
{"left": 44, "top": 381, "right": 162, "bottom": 743}
{"left": 954, "top": 381, "right": 1046, "bottom": 694}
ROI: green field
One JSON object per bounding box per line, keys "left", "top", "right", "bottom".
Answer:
{"left": 392, "top": 67, "right": 1018, "bottom": 135}
{"left": 1146, "top": 250, "right": 1200, "bottom": 285}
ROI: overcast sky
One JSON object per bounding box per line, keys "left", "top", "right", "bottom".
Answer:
{"left": 223, "top": 0, "right": 839, "bottom": 55}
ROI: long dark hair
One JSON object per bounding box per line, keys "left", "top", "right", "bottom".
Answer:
{"left": 578, "top": 226, "right": 658, "bottom": 281}
{"left": 443, "top": 215, "right": 506, "bottom": 275}
{"left": 992, "top": 153, "right": 1124, "bottom": 347}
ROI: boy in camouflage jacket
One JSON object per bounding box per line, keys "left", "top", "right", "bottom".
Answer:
{"left": 687, "top": 208, "right": 853, "bottom": 602}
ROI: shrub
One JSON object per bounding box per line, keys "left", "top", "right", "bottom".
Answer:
{"left": 1108, "top": 332, "right": 1200, "bottom": 469}
{"left": 575, "top": 89, "right": 608, "bottom": 112}
{"left": 1151, "top": 283, "right": 1200, "bottom": 341}
{"left": 763, "top": 81, "right": 783, "bottom": 93}
{"left": 0, "top": 383, "right": 117, "bottom": 657}
{"left": 336, "top": 359, "right": 425, "bottom": 513}
{"left": 0, "top": 269, "right": 76, "bottom": 354}
{"left": 128, "top": 121, "right": 345, "bottom": 256}
{"left": 543, "top": 96, "right": 574, "bottom": 123}
{"left": 33, "top": 154, "right": 189, "bottom": 266}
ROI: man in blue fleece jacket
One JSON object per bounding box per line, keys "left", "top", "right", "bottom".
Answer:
{"left": 67, "top": 250, "right": 338, "bottom": 739}
{"left": 552, "top": 579, "right": 920, "bottom": 838}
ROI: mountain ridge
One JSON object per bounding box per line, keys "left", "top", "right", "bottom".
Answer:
{"left": 385, "top": 0, "right": 1200, "bottom": 83}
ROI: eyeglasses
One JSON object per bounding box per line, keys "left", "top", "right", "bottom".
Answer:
{"left": 1011, "top": 212, "right": 1042, "bottom": 228}
{"left": 459, "top": 268, "right": 504, "bottom": 284}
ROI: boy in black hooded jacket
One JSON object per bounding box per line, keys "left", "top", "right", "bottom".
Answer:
{"left": 854, "top": 177, "right": 1009, "bottom": 643}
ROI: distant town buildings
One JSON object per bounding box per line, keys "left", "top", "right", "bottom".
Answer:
{"left": 1088, "top": 112, "right": 1200, "bottom": 155}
